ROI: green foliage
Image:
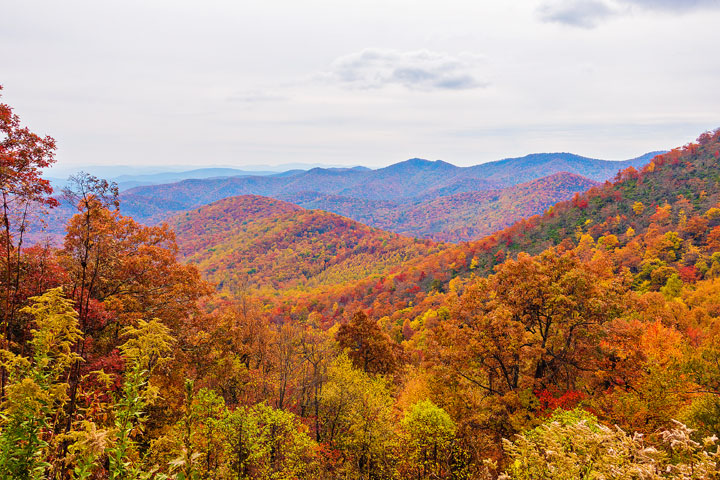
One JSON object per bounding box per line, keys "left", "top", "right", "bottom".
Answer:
{"left": 220, "top": 402, "right": 317, "bottom": 480}
{"left": 661, "top": 273, "right": 683, "bottom": 299}
{"left": 0, "top": 288, "right": 81, "bottom": 480}
{"left": 119, "top": 318, "right": 175, "bottom": 373}
{"left": 540, "top": 408, "right": 601, "bottom": 432}
{"left": 401, "top": 399, "right": 457, "bottom": 479}
{"left": 319, "top": 354, "right": 396, "bottom": 478}
{"left": 66, "top": 421, "right": 111, "bottom": 480}
{"left": 187, "top": 387, "right": 227, "bottom": 476}
{"left": 168, "top": 379, "right": 202, "bottom": 480}
{"left": 0, "top": 291, "right": 178, "bottom": 480}
{"left": 681, "top": 394, "right": 720, "bottom": 438}
{"left": 107, "top": 318, "right": 174, "bottom": 480}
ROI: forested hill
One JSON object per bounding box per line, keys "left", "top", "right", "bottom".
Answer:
{"left": 409, "top": 172, "right": 599, "bottom": 242}
{"left": 463, "top": 150, "right": 662, "bottom": 184}
{"left": 169, "top": 195, "right": 444, "bottom": 294}
{"left": 29, "top": 153, "right": 649, "bottom": 246}
{"left": 120, "top": 151, "right": 657, "bottom": 225}
{"left": 289, "top": 171, "right": 599, "bottom": 242}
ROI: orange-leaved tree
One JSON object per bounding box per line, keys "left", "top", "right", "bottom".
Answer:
{"left": 58, "top": 185, "right": 211, "bottom": 437}
{"left": 0, "top": 85, "right": 58, "bottom": 398}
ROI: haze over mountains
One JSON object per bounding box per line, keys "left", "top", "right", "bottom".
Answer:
{"left": 288, "top": 172, "right": 600, "bottom": 242}
{"left": 120, "top": 151, "right": 660, "bottom": 242}
{"left": 45, "top": 163, "right": 345, "bottom": 191}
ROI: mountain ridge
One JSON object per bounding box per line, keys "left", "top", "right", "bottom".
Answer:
{"left": 285, "top": 171, "right": 600, "bottom": 242}
{"left": 119, "top": 151, "right": 659, "bottom": 241}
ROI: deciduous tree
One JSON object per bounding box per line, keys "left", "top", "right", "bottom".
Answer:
{"left": 0, "top": 86, "right": 58, "bottom": 397}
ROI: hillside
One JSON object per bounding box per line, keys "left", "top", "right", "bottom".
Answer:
{"left": 464, "top": 151, "right": 662, "bottom": 184}
{"left": 169, "top": 195, "right": 444, "bottom": 294}
{"left": 31, "top": 154, "right": 635, "bottom": 246}
{"left": 287, "top": 172, "right": 599, "bottom": 242}
{"left": 162, "top": 130, "right": 720, "bottom": 474}
{"left": 401, "top": 172, "right": 599, "bottom": 241}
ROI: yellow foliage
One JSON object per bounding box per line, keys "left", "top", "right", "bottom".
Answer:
{"left": 704, "top": 207, "right": 720, "bottom": 220}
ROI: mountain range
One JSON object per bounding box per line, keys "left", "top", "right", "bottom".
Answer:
{"left": 118, "top": 151, "right": 660, "bottom": 242}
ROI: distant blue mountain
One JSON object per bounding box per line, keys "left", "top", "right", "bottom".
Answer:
{"left": 118, "top": 151, "right": 664, "bottom": 225}
{"left": 111, "top": 168, "right": 279, "bottom": 190}
{"left": 34, "top": 150, "right": 666, "bottom": 244}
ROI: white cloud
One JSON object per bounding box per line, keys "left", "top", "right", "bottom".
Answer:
{"left": 538, "top": 0, "right": 616, "bottom": 28}
{"left": 624, "top": 0, "right": 720, "bottom": 11}
{"left": 322, "top": 49, "right": 487, "bottom": 91}
{"left": 538, "top": 0, "right": 720, "bottom": 27}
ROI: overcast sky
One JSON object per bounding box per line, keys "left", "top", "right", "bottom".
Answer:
{"left": 2, "top": 0, "right": 719, "bottom": 170}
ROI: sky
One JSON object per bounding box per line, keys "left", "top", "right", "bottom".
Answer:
{"left": 2, "top": 0, "right": 720, "bottom": 171}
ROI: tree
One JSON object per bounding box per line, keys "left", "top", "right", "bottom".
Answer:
{"left": 435, "top": 250, "right": 628, "bottom": 398}
{"left": 60, "top": 172, "right": 119, "bottom": 332}
{"left": 0, "top": 86, "right": 58, "bottom": 397}
{"left": 61, "top": 201, "right": 209, "bottom": 335}
{"left": 58, "top": 198, "right": 210, "bottom": 438}
{"left": 296, "top": 320, "right": 334, "bottom": 441}
{"left": 164, "top": 384, "right": 226, "bottom": 479}
{"left": 107, "top": 318, "right": 174, "bottom": 480}
{"left": 336, "top": 311, "right": 399, "bottom": 375}
{"left": 220, "top": 402, "right": 317, "bottom": 480}
{"left": 319, "top": 354, "right": 396, "bottom": 479}
{"left": 400, "top": 399, "right": 456, "bottom": 479}
{"left": 190, "top": 296, "right": 274, "bottom": 407}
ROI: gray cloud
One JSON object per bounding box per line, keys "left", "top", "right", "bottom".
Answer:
{"left": 538, "top": 0, "right": 616, "bottom": 28}
{"left": 624, "top": 0, "right": 720, "bottom": 10}
{"left": 538, "top": 0, "right": 720, "bottom": 27}
{"left": 324, "top": 49, "right": 486, "bottom": 91}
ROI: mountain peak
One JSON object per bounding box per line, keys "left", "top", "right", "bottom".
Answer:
{"left": 383, "top": 158, "right": 458, "bottom": 171}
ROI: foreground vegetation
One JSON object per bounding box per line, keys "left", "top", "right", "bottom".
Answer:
{"left": 2, "top": 85, "right": 720, "bottom": 478}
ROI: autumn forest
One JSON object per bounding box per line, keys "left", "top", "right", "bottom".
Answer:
{"left": 3, "top": 84, "right": 720, "bottom": 480}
